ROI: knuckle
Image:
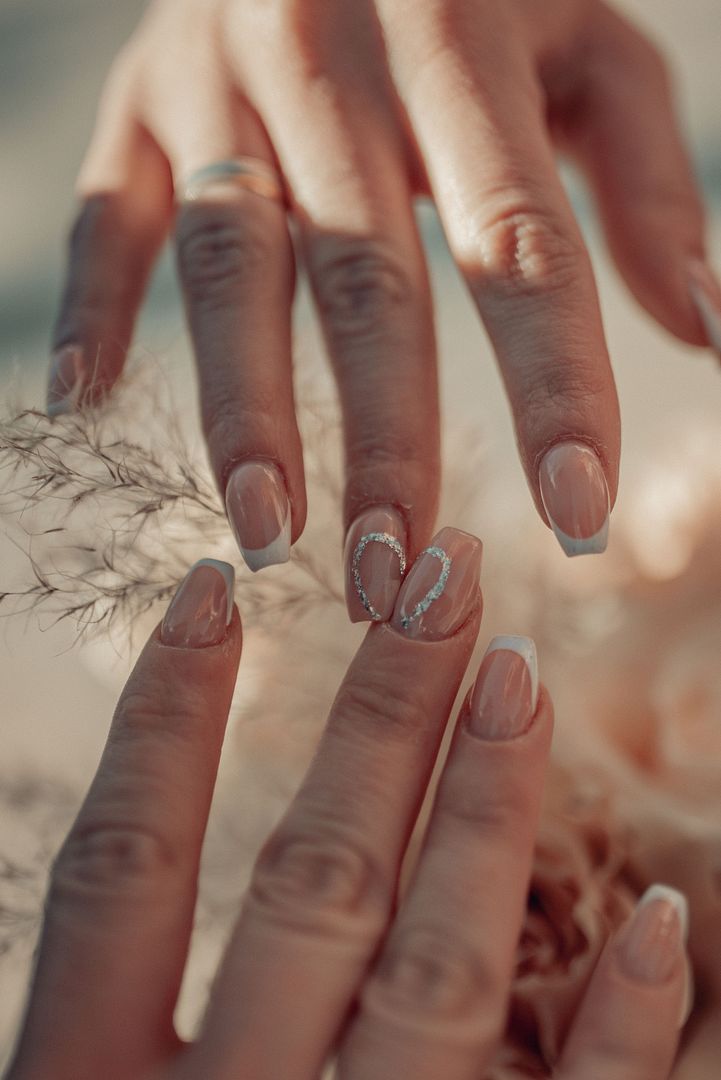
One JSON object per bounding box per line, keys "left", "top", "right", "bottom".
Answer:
{"left": 367, "top": 925, "right": 501, "bottom": 1022}
{"left": 176, "top": 211, "right": 273, "bottom": 308}
{"left": 520, "top": 356, "right": 608, "bottom": 425}
{"left": 473, "top": 205, "right": 586, "bottom": 296}
{"left": 50, "top": 822, "right": 176, "bottom": 902}
{"left": 248, "top": 827, "right": 388, "bottom": 934}
{"left": 312, "top": 240, "right": 416, "bottom": 347}
{"left": 333, "top": 674, "right": 433, "bottom": 745}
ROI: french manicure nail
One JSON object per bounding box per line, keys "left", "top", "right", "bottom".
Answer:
{"left": 689, "top": 259, "right": 721, "bottom": 354}
{"left": 345, "top": 506, "right": 407, "bottom": 623}
{"left": 47, "top": 345, "right": 85, "bottom": 417}
{"left": 160, "top": 559, "right": 234, "bottom": 648}
{"left": 539, "top": 441, "right": 610, "bottom": 557}
{"left": 468, "top": 636, "right": 538, "bottom": 740}
{"left": 618, "top": 884, "right": 688, "bottom": 988}
{"left": 391, "top": 526, "right": 482, "bottom": 642}
{"left": 225, "top": 461, "right": 291, "bottom": 572}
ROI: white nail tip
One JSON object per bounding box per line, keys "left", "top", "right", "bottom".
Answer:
{"left": 192, "top": 559, "right": 235, "bottom": 624}
{"left": 240, "top": 513, "right": 291, "bottom": 573}
{"left": 550, "top": 517, "right": 609, "bottom": 558}
{"left": 637, "top": 884, "right": 689, "bottom": 943}
{"left": 690, "top": 279, "right": 721, "bottom": 354}
{"left": 485, "top": 635, "right": 539, "bottom": 712}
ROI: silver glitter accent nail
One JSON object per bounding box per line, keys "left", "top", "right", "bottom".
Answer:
{"left": 400, "top": 546, "right": 452, "bottom": 630}
{"left": 352, "top": 531, "right": 406, "bottom": 621}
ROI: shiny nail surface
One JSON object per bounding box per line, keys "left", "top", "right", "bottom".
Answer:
{"left": 618, "top": 884, "right": 688, "bottom": 986}
{"left": 225, "top": 461, "right": 291, "bottom": 572}
{"left": 689, "top": 259, "right": 721, "bottom": 355}
{"left": 47, "top": 345, "right": 85, "bottom": 417}
{"left": 539, "top": 441, "right": 609, "bottom": 557}
{"left": 345, "top": 506, "right": 407, "bottom": 623}
{"left": 391, "top": 527, "right": 482, "bottom": 642}
{"left": 161, "top": 559, "right": 234, "bottom": 648}
{"left": 469, "top": 636, "right": 538, "bottom": 740}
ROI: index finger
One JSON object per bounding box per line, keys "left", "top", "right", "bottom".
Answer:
{"left": 8, "top": 560, "right": 241, "bottom": 1080}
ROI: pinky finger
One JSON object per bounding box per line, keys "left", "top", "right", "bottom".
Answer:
{"left": 48, "top": 58, "right": 173, "bottom": 414}
{"left": 556, "top": 885, "right": 690, "bottom": 1079}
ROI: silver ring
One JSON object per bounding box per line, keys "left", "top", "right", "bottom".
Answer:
{"left": 178, "top": 157, "right": 285, "bottom": 204}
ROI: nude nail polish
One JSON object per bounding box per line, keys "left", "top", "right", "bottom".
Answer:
{"left": 539, "top": 441, "right": 609, "bottom": 557}
{"left": 47, "top": 345, "right": 85, "bottom": 417}
{"left": 160, "top": 559, "right": 234, "bottom": 648}
{"left": 468, "top": 636, "right": 538, "bottom": 740}
{"left": 618, "top": 885, "right": 688, "bottom": 987}
{"left": 391, "top": 526, "right": 482, "bottom": 642}
{"left": 225, "top": 461, "right": 291, "bottom": 572}
{"left": 345, "top": 506, "right": 407, "bottom": 623}
{"left": 689, "top": 259, "right": 721, "bottom": 355}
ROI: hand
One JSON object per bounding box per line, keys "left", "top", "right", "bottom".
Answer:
{"left": 47, "top": 0, "right": 720, "bottom": 607}
{"left": 6, "top": 536, "right": 689, "bottom": 1079}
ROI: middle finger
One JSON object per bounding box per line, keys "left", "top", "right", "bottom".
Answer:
{"left": 186, "top": 528, "right": 483, "bottom": 1079}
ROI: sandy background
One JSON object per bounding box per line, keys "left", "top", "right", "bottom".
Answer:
{"left": 1, "top": 0, "right": 720, "bottom": 1066}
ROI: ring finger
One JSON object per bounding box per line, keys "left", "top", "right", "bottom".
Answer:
{"left": 141, "top": 7, "right": 307, "bottom": 572}
{"left": 337, "top": 636, "right": 552, "bottom": 1078}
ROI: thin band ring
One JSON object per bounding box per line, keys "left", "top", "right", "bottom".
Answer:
{"left": 178, "top": 157, "right": 286, "bottom": 204}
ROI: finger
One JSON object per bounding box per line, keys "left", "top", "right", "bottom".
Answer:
{"left": 142, "top": 14, "right": 306, "bottom": 571}
{"left": 337, "top": 637, "right": 551, "bottom": 1079}
{"left": 556, "top": 885, "right": 689, "bottom": 1079}
{"left": 567, "top": 7, "right": 720, "bottom": 355}
{"left": 187, "top": 528, "right": 483, "bottom": 1079}
{"left": 9, "top": 561, "right": 240, "bottom": 1080}
{"left": 377, "top": 2, "right": 620, "bottom": 557}
{"left": 229, "top": 1, "right": 440, "bottom": 613}
{"left": 49, "top": 48, "right": 172, "bottom": 415}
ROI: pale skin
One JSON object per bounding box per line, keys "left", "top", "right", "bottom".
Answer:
{"left": 6, "top": 547, "right": 688, "bottom": 1079}
{"left": 48, "top": 0, "right": 719, "bottom": 580}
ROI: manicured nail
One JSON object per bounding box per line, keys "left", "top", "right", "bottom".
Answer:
{"left": 160, "top": 559, "right": 234, "bottom": 648}
{"left": 618, "top": 885, "right": 688, "bottom": 990}
{"left": 539, "top": 441, "right": 609, "bottom": 557}
{"left": 689, "top": 259, "right": 721, "bottom": 355}
{"left": 391, "top": 526, "right": 482, "bottom": 642}
{"left": 468, "top": 636, "right": 538, "bottom": 740}
{"left": 225, "top": 461, "right": 291, "bottom": 572}
{"left": 345, "top": 506, "right": 407, "bottom": 623}
{"left": 47, "top": 345, "right": 85, "bottom": 417}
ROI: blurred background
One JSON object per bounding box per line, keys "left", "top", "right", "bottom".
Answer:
{"left": 1, "top": 0, "right": 720, "bottom": 1067}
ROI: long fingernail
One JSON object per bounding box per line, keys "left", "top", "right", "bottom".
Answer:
{"left": 225, "top": 461, "right": 291, "bottom": 572}
{"left": 618, "top": 885, "right": 688, "bottom": 989}
{"left": 468, "top": 636, "right": 538, "bottom": 740}
{"left": 539, "top": 441, "right": 610, "bottom": 557}
{"left": 391, "top": 526, "right": 482, "bottom": 642}
{"left": 47, "top": 345, "right": 85, "bottom": 417}
{"left": 689, "top": 259, "right": 721, "bottom": 355}
{"left": 160, "top": 559, "right": 234, "bottom": 648}
{"left": 345, "top": 506, "right": 407, "bottom": 624}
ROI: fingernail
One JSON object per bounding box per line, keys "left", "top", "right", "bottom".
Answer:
{"left": 391, "top": 526, "right": 482, "bottom": 642}
{"left": 539, "top": 441, "right": 610, "bottom": 557}
{"left": 618, "top": 884, "right": 688, "bottom": 988}
{"left": 47, "top": 345, "right": 85, "bottom": 417}
{"left": 345, "top": 506, "right": 407, "bottom": 623}
{"left": 468, "top": 636, "right": 538, "bottom": 740}
{"left": 225, "top": 461, "right": 291, "bottom": 572}
{"left": 689, "top": 259, "right": 721, "bottom": 354}
{"left": 160, "top": 559, "right": 234, "bottom": 648}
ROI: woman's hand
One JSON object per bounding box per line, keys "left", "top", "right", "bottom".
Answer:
{"left": 47, "top": 0, "right": 721, "bottom": 608}
{"left": 6, "top": 536, "right": 689, "bottom": 1079}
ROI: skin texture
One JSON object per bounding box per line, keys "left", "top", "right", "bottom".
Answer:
{"left": 6, "top": 541, "right": 687, "bottom": 1079}
{"left": 48, "top": 0, "right": 717, "bottom": 581}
